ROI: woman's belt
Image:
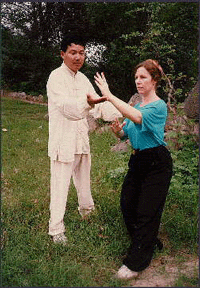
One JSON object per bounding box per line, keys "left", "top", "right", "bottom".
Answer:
{"left": 132, "top": 145, "right": 164, "bottom": 155}
{"left": 132, "top": 149, "right": 140, "bottom": 155}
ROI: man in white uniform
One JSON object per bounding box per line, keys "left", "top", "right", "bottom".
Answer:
{"left": 47, "top": 34, "right": 121, "bottom": 244}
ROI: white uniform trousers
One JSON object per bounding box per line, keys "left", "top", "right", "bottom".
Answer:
{"left": 49, "top": 154, "right": 94, "bottom": 236}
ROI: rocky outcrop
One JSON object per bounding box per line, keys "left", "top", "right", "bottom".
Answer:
{"left": 128, "top": 93, "right": 142, "bottom": 106}
{"left": 87, "top": 114, "right": 101, "bottom": 132}
{"left": 184, "top": 82, "right": 199, "bottom": 120}
{"left": 1, "top": 90, "right": 45, "bottom": 104}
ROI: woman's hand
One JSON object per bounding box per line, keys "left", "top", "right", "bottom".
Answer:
{"left": 93, "top": 72, "right": 142, "bottom": 124}
{"left": 94, "top": 72, "right": 112, "bottom": 100}
{"left": 87, "top": 93, "right": 107, "bottom": 107}
{"left": 110, "top": 118, "right": 126, "bottom": 137}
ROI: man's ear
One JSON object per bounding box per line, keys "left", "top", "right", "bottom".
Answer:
{"left": 61, "top": 51, "right": 65, "bottom": 59}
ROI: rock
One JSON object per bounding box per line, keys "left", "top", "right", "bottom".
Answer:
{"left": 184, "top": 82, "right": 199, "bottom": 120}
{"left": 111, "top": 140, "right": 130, "bottom": 152}
{"left": 10, "top": 92, "right": 19, "bottom": 98}
{"left": 38, "top": 95, "right": 44, "bottom": 102}
{"left": 87, "top": 93, "right": 142, "bottom": 133}
{"left": 18, "top": 92, "right": 27, "bottom": 100}
{"left": 32, "top": 96, "right": 38, "bottom": 102}
{"left": 128, "top": 93, "right": 142, "bottom": 106}
{"left": 87, "top": 114, "right": 100, "bottom": 132}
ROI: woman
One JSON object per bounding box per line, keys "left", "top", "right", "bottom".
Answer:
{"left": 87, "top": 59, "right": 173, "bottom": 280}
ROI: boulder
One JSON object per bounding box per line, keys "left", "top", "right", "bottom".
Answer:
{"left": 184, "top": 82, "right": 199, "bottom": 120}
{"left": 87, "top": 114, "right": 101, "bottom": 132}
{"left": 128, "top": 93, "right": 142, "bottom": 106}
{"left": 111, "top": 140, "right": 130, "bottom": 152}
{"left": 87, "top": 93, "right": 142, "bottom": 132}
{"left": 38, "top": 95, "right": 44, "bottom": 102}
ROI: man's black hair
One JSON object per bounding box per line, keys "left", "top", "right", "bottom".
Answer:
{"left": 61, "top": 34, "right": 87, "bottom": 52}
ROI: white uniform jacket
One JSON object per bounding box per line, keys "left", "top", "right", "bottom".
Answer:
{"left": 47, "top": 63, "right": 122, "bottom": 162}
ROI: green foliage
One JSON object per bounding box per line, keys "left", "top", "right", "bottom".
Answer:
{"left": 166, "top": 117, "right": 198, "bottom": 150}
{"left": 2, "top": 27, "right": 60, "bottom": 94}
{"left": 139, "top": 2, "right": 198, "bottom": 101}
{"left": 163, "top": 141, "right": 199, "bottom": 250}
{"left": 99, "top": 2, "right": 198, "bottom": 101}
{"left": 174, "top": 274, "right": 199, "bottom": 287}
{"left": 102, "top": 166, "right": 128, "bottom": 190}
{"left": 1, "top": 2, "right": 198, "bottom": 102}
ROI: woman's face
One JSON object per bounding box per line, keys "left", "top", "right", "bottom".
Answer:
{"left": 135, "top": 67, "right": 156, "bottom": 96}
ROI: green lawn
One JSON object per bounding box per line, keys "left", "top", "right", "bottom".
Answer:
{"left": 1, "top": 97, "right": 198, "bottom": 287}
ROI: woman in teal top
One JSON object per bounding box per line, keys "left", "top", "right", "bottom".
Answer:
{"left": 87, "top": 59, "right": 173, "bottom": 280}
{"left": 123, "top": 99, "right": 167, "bottom": 150}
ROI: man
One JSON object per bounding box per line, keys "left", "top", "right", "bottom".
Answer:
{"left": 46, "top": 34, "right": 121, "bottom": 244}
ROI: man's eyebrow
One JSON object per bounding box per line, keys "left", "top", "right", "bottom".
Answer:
{"left": 70, "top": 49, "right": 85, "bottom": 52}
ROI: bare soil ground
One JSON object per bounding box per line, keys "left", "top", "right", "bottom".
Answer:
{"left": 129, "top": 254, "right": 198, "bottom": 287}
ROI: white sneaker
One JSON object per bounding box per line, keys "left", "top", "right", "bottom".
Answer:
{"left": 78, "top": 206, "right": 95, "bottom": 218}
{"left": 52, "top": 233, "right": 67, "bottom": 245}
{"left": 115, "top": 265, "right": 139, "bottom": 280}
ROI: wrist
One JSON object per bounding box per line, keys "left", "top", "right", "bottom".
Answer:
{"left": 107, "top": 92, "right": 114, "bottom": 102}
{"left": 116, "top": 129, "right": 124, "bottom": 138}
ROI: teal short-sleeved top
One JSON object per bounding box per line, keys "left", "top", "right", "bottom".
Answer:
{"left": 122, "top": 99, "right": 167, "bottom": 150}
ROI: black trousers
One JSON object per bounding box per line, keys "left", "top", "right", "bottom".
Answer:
{"left": 121, "top": 145, "right": 173, "bottom": 272}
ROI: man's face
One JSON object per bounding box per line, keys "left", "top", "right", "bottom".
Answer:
{"left": 61, "top": 43, "right": 85, "bottom": 73}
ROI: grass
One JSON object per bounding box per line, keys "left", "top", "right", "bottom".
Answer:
{"left": 174, "top": 274, "right": 199, "bottom": 287}
{"left": 1, "top": 97, "right": 198, "bottom": 287}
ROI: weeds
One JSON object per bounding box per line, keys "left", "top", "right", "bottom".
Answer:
{"left": 174, "top": 274, "right": 199, "bottom": 287}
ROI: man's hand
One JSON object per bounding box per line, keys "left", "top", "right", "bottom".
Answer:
{"left": 87, "top": 93, "right": 107, "bottom": 107}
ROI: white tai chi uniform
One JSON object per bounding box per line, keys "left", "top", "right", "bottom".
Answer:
{"left": 47, "top": 62, "right": 121, "bottom": 236}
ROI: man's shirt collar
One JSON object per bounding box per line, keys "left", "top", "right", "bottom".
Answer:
{"left": 61, "top": 62, "right": 78, "bottom": 77}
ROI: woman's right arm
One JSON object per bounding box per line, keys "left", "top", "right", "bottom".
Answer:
{"left": 110, "top": 118, "right": 126, "bottom": 139}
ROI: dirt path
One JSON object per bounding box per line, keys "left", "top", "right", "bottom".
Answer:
{"left": 128, "top": 254, "right": 198, "bottom": 287}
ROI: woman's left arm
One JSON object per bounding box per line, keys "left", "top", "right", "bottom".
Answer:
{"left": 94, "top": 72, "right": 142, "bottom": 124}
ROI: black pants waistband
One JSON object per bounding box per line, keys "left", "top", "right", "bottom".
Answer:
{"left": 132, "top": 145, "right": 167, "bottom": 155}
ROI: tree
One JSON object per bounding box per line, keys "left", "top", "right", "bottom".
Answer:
{"left": 138, "top": 2, "right": 198, "bottom": 102}
{"left": 85, "top": 2, "right": 151, "bottom": 102}
{"left": 2, "top": 25, "right": 60, "bottom": 94}
{"left": 84, "top": 2, "right": 198, "bottom": 102}
{"left": 1, "top": 2, "right": 198, "bottom": 101}
{"left": 1, "top": 2, "right": 90, "bottom": 94}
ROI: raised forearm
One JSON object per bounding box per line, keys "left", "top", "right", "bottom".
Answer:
{"left": 108, "top": 93, "right": 142, "bottom": 124}
{"left": 94, "top": 72, "right": 142, "bottom": 124}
